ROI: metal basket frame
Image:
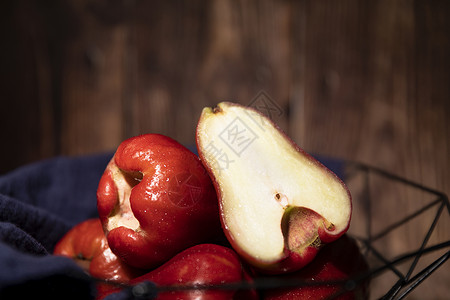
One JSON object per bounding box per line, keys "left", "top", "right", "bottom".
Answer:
{"left": 344, "top": 161, "right": 449, "bottom": 299}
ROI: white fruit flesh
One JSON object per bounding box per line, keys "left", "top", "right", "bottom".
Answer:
{"left": 106, "top": 161, "right": 141, "bottom": 233}
{"left": 197, "top": 103, "right": 351, "bottom": 263}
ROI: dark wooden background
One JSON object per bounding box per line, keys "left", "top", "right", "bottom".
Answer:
{"left": 1, "top": 0, "right": 449, "bottom": 298}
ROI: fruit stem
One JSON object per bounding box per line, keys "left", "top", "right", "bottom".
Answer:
{"left": 212, "top": 105, "right": 223, "bottom": 114}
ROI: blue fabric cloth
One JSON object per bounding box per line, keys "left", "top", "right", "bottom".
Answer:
{"left": 0, "top": 153, "right": 112, "bottom": 299}
{"left": 0, "top": 152, "right": 345, "bottom": 299}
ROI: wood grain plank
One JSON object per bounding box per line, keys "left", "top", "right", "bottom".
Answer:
{"left": 59, "top": 0, "right": 127, "bottom": 155}
{"left": 0, "top": 0, "right": 57, "bottom": 172}
{"left": 289, "top": 1, "right": 449, "bottom": 297}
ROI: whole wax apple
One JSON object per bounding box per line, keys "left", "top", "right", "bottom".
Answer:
{"left": 53, "top": 218, "right": 143, "bottom": 284}
{"left": 196, "top": 102, "right": 352, "bottom": 274}
{"left": 98, "top": 244, "right": 258, "bottom": 300}
{"left": 263, "top": 234, "right": 370, "bottom": 300}
{"left": 97, "top": 134, "right": 221, "bottom": 269}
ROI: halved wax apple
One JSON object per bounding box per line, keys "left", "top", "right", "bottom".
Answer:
{"left": 196, "top": 102, "right": 352, "bottom": 274}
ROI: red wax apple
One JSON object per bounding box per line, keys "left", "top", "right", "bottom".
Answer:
{"left": 196, "top": 102, "right": 352, "bottom": 273}
{"left": 53, "top": 218, "right": 143, "bottom": 284}
{"left": 263, "top": 234, "right": 370, "bottom": 300}
{"left": 97, "top": 134, "right": 221, "bottom": 269}
{"left": 105, "top": 244, "right": 258, "bottom": 300}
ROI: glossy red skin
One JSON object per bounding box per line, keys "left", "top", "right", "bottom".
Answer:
{"left": 97, "top": 134, "right": 221, "bottom": 269}
{"left": 195, "top": 102, "right": 352, "bottom": 274}
{"left": 53, "top": 219, "right": 143, "bottom": 284}
{"left": 249, "top": 245, "right": 321, "bottom": 275}
{"left": 98, "top": 244, "right": 259, "bottom": 300}
{"left": 263, "top": 235, "right": 370, "bottom": 300}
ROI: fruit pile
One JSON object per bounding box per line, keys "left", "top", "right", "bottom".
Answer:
{"left": 54, "top": 102, "right": 369, "bottom": 299}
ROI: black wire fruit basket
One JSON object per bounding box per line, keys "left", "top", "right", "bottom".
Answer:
{"left": 342, "top": 161, "right": 449, "bottom": 299}
{"left": 107, "top": 159, "right": 450, "bottom": 300}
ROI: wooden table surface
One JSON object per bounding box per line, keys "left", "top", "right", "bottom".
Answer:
{"left": 1, "top": 1, "right": 449, "bottom": 298}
